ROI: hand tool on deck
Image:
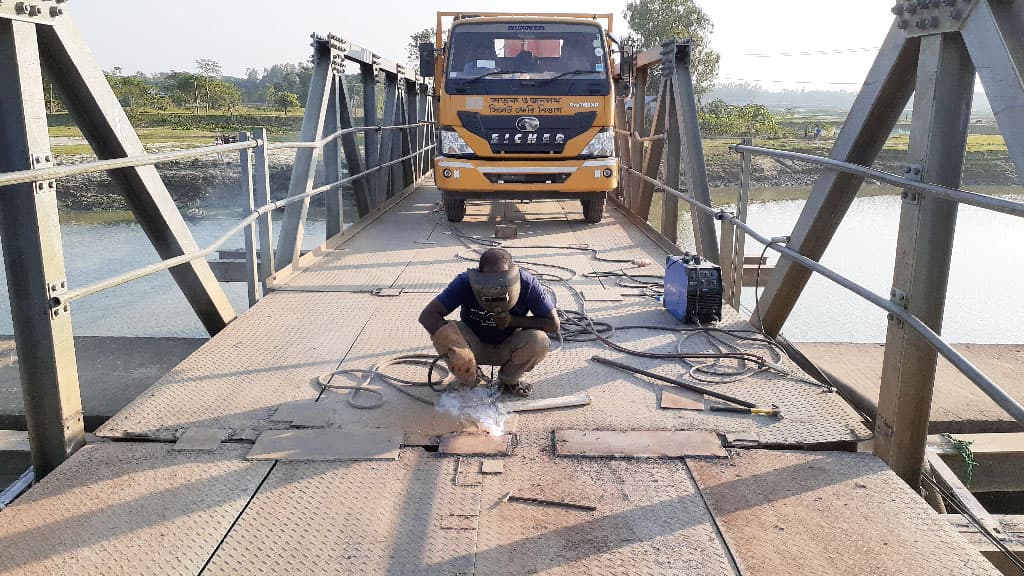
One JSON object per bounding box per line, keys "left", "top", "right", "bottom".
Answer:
{"left": 708, "top": 404, "right": 783, "bottom": 418}
{"left": 499, "top": 491, "right": 597, "bottom": 512}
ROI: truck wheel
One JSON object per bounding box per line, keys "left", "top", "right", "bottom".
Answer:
{"left": 581, "top": 196, "right": 605, "bottom": 224}
{"left": 444, "top": 197, "right": 466, "bottom": 222}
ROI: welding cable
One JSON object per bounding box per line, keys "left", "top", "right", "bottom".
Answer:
{"left": 318, "top": 354, "right": 456, "bottom": 408}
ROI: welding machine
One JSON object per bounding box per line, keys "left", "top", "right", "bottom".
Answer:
{"left": 662, "top": 253, "right": 723, "bottom": 324}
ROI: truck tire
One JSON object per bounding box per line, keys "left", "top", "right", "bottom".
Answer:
{"left": 444, "top": 197, "right": 466, "bottom": 222}
{"left": 581, "top": 196, "right": 605, "bottom": 224}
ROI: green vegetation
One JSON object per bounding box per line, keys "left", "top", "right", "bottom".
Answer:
{"left": 623, "top": 0, "right": 719, "bottom": 98}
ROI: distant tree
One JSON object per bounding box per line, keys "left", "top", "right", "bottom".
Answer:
{"left": 273, "top": 91, "right": 301, "bottom": 114}
{"left": 162, "top": 71, "right": 201, "bottom": 110}
{"left": 623, "top": 0, "right": 720, "bottom": 100}
{"left": 207, "top": 79, "right": 243, "bottom": 112}
{"left": 195, "top": 58, "right": 222, "bottom": 113}
{"left": 105, "top": 70, "right": 156, "bottom": 110}
{"left": 698, "top": 99, "right": 782, "bottom": 138}
{"left": 260, "top": 83, "right": 277, "bottom": 107}
{"left": 407, "top": 27, "right": 435, "bottom": 67}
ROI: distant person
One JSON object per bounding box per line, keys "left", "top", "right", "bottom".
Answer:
{"left": 813, "top": 125, "right": 823, "bottom": 140}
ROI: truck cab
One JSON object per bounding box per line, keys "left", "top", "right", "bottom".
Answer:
{"left": 421, "top": 13, "right": 618, "bottom": 223}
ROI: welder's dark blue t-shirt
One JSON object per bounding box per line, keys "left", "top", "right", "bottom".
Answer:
{"left": 437, "top": 269, "right": 554, "bottom": 345}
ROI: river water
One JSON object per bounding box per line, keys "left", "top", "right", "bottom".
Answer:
{"left": 0, "top": 189, "right": 1019, "bottom": 342}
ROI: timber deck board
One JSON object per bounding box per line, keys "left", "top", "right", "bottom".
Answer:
{"left": 0, "top": 181, "right": 998, "bottom": 575}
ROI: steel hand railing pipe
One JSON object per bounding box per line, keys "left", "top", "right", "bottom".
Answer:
{"left": 731, "top": 144, "right": 1024, "bottom": 219}
{"left": 61, "top": 142, "right": 436, "bottom": 304}
{"left": 268, "top": 121, "right": 435, "bottom": 151}
{"left": 0, "top": 140, "right": 259, "bottom": 188}
{"left": 619, "top": 163, "right": 1024, "bottom": 425}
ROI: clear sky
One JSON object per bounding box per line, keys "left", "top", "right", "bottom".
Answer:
{"left": 71, "top": 0, "right": 896, "bottom": 91}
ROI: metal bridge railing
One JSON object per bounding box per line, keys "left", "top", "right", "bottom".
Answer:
{"left": 614, "top": 137, "right": 1024, "bottom": 426}
{"left": 1, "top": 122, "right": 437, "bottom": 308}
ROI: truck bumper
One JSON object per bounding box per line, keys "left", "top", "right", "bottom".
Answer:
{"left": 434, "top": 157, "right": 618, "bottom": 197}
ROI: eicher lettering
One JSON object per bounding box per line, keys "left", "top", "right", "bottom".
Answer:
{"left": 508, "top": 25, "right": 545, "bottom": 31}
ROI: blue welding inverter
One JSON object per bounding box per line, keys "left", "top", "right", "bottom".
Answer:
{"left": 663, "top": 253, "right": 723, "bottom": 324}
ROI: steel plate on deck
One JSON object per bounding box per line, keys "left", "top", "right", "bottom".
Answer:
{"left": 95, "top": 292, "right": 380, "bottom": 440}
{"left": 688, "top": 450, "right": 1001, "bottom": 576}
{"left": 0, "top": 443, "right": 270, "bottom": 576}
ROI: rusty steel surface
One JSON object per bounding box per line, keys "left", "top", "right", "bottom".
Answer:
{"left": 0, "top": 443, "right": 271, "bottom": 576}
{"left": 688, "top": 450, "right": 1002, "bottom": 575}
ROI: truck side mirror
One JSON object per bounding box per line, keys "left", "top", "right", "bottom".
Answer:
{"left": 419, "top": 43, "right": 436, "bottom": 78}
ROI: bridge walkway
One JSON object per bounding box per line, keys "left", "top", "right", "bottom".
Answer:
{"left": 0, "top": 180, "right": 998, "bottom": 575}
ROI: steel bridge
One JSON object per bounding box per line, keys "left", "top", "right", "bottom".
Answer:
{"left": 1, "top": 2, "right": 1023, "bottom": 575}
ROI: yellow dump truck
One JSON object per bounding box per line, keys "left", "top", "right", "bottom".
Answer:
{"left": 419, "top": 12, "right": 618, "bottom": 223}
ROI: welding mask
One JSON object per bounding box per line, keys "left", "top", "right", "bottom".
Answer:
{"left": 467, "top": 265, "right": 521, "bottom": 314}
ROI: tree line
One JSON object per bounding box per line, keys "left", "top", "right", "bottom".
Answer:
{"left": 45, "top": 59, "right": 316, "bottom": 115}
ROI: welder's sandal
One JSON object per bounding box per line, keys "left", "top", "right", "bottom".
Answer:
{"left": 502, "top": 380, "right": 532, "bottom": 397}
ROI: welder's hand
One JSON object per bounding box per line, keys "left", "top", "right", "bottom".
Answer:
{"left": 447, "top": 347, "right": 478, "bottom": 385}
{"left": 493, "top": 312, "right": 512, "bottom": 330}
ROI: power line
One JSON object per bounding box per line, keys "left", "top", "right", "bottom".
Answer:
{"left": 718, "top": 77, "right": 862, "bottom": 86}
{"left": 741, "top": 47, "right": 880, "bottom": 58}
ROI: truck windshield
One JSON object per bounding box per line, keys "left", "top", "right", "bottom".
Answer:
{"left": 446, "top": 22, "right": 609, "bottom": 95}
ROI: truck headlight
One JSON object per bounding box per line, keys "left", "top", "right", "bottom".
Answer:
{"left": 581, "top": 128, "right": 615, "bottom": 158}
{"left": 440, "top": 128, "right": 473, "bottom": 156}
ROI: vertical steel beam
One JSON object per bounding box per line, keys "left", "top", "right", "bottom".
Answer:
{"left": 613, "top": 79, "right": 630, "bottom": 204}
{"left": 238, "top": 132, "right": 260, "bottom": 307}
{"left": 733, "top": 137, "right": 753, "bottom": 310}
{"left": 252, "top": 127, "right": 275, "bottom": 286}
{"left": 629, "top": 67, "right": 648, "bottom": 210}
{"left": 39, "top": 19, "right": 236, "bottom": 335}
{"left": 416, "top": 87, "right": 429, "bottom": 176}
{"left": 874, "top": 32, "right": 975, "bottom": 489}
{"left": 0, "top": 20, "right": 84, "bottom": 476}
{"left": 275, "top": 42, "right": 334, "bottom": 271}
{"left": 719, "top": 218, "right": 736, "bottom": 308}
{"left": 324, "top": 77, "right": 344, "bottom": 239}
{"left": 669, "top": 42, "right": 717, "bottom": 261}
{"left": 637, "top": 79, "right": 667, "bottom": 219}
{"left": 377, "top": 73, "right": 399, "bottom": 201}
{"left": 752, "top": 25, "right": 920, "bottom": 337}
{"left": 361, "top": 64, "right": 380, "bottom": 209}
{"left": 336, "top": 73, "right": 370, "bottom": 218}
{"left": 662, "top": 88, "right": 680, "bottom": 243}
{"left": 403, "top": 79, "right": 417, "bottom": 186}
{"left": 961, "top": 0, "right": 1024, "bottom": 177}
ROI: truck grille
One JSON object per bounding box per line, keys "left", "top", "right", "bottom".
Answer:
{"left": 458, "top": 111, "right": 597, "bottom": 154}
{"left": 482, "top": 173, "right": 572, "bottom": 184}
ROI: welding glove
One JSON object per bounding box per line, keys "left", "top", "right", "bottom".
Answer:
{"left": 431, "top": 322, "right": 478, "bottom": 386}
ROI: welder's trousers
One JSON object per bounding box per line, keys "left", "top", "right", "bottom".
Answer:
{"left": 453, "top": 322, "right": 550, "bottom": 385}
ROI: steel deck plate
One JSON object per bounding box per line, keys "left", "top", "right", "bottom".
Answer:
{"left": 95, "top": 292, "right": 380, "bottom": 440}
{"left": 688, "top": 450, "right": 1002, "bottom": 575}
{"left": 0, "top": 443, "right": 270, "bottom": 576}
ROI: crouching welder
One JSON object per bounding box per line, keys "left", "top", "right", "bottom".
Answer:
{"left": 419, "top": 248, "right": 559, "bottom": 396}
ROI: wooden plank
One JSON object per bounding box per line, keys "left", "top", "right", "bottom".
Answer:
{"left": 246, "top": 429, "right": 401, "bottom": 461}
{"left": 554, "top": 430, "right": 726, "bottom": 458}
{"left": 438, "top": 432, "right": 512, "bottom": 456}
{"left": 659, "top": 388, "right": 705, "bottom": 410}
{"left": 499, "top": 393, "right": 591, "bottom": 413}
